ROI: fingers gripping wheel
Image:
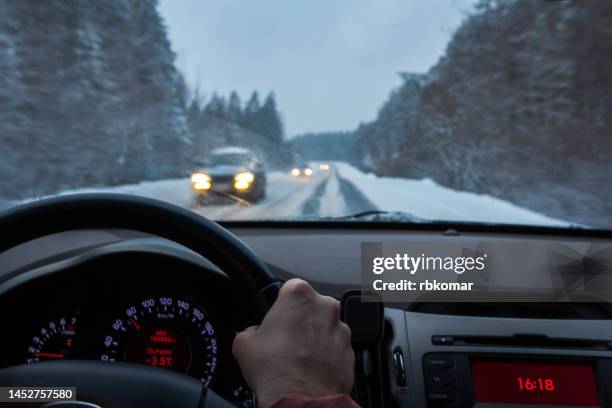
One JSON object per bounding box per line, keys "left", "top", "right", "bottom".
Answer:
{"left": 0, "top": 193, "right": 280, "bottom": 408}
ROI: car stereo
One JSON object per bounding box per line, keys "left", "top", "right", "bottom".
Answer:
{"left": 424, "top": 353, "right": 612, "bottom": 407}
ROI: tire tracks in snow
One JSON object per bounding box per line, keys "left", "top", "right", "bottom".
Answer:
{"left": 336, "top": 173, "right": 378, "bottom": 214}
{"left": 300, "top": 167, "right": 378, "bottom": 217}
{"left": 301, "top": 176, "right": 330, "bottom": 216}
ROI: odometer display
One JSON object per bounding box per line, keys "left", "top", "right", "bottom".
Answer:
{"left": 101, "top": 296, "right": 218, "bottom": 386}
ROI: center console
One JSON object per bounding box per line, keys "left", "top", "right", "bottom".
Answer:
{"left": 423, "top": 353, "right": 610, "bottom": 407}
{"left": 384, "top": 308, "right": 612, "bottom": 408}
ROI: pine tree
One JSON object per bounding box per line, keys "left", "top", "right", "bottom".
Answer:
{"left": 257, "top": 92, "right": 284, "bottom": 144}
{"left": 227, "top": 91, "right": 242, "bottom": 123}
{"left": 240, "top": 91, "right": 261, "bottom": 132}
{"left": 205, "top": 93, "right": 227, "bottom": 118}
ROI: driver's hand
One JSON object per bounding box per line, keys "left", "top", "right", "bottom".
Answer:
{"left": 232, "top": 279, "right": 354, "bottom": 408}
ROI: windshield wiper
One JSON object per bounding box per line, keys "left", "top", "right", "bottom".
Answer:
{"left": 323, "top": 211, "right": 588, "bottom": 229}
{"left": 328, "top": 210, "right": 428, "bottom": 223}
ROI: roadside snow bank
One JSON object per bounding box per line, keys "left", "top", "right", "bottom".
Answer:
{"left": 334, "top": 162, "right": 570, "bottom": 227}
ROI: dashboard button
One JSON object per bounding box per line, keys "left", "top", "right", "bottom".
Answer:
{"left": 424, "top": 355, "right": 455, "bottom": 370}
{"left": 425, "top": 371, "right": 456, "bottom": 391}
{"left": 426, "top": 389, "right": 456, "bottom": 406}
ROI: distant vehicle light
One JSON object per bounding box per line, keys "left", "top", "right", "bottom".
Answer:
{"left": 319, "top": 163, "right": 330, "bottom": 171}
{"left": 291, "top": 168, "right": 300, "bottom": 176}
{"left": 193, "top": 181, "right": 211, "bottom": 191}
{"left": 234, "top": 172, "right": 255, "bottom": 183}
{"left": 304, "top": 168, "right": 313, "bottom": 176}
{"left": 234, "top": 180, "right": 251, "bottom": 190}
{"left": 190, "top": 172, "right": 211, "bottom": 183}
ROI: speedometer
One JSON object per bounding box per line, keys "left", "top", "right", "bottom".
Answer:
{"left": 100, "top": 296, "right": 218, "bottom": 386}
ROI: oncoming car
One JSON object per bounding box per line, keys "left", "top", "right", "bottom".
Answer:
{"left": 191, "top": 147, "right": 266, "bottom": 204}
{"left": 290, "top": 165, "right": 313, "bottom": 178}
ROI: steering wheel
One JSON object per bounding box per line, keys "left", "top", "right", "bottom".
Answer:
{"left": 0, "top": 193, "right": 280, "bottom": 407}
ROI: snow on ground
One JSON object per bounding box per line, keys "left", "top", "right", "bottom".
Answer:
{"left": 46, "top": 171, "right": 286, "bottom": 211}
{"left": 49, "top": 178, "right": 194, "bottom": 207}
{"left": 26, "top": 170, "right": 328, "bottom": 221}
{"left": 333, "top": 162, "right": 571, "bottom": 226}
{"left": 13, "top": 179, "right": 188, "bottom": 209}
{"left": 26, "top": 162, "right": 571, "bottom": 226}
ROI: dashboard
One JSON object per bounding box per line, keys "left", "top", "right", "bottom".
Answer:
{"left": 0, "top": 238, "right": 253, "bottom": 405}
{"left": 1, "top": 223, "right": 611, "bottom": 407}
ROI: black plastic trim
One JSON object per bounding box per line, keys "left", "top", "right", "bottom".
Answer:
{"left": 219, "top": 220, "right": 612, "bottom": 238}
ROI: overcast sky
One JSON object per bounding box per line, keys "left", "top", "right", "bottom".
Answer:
{"left": 158, "top": 0, "right": 476, "bottom": 137}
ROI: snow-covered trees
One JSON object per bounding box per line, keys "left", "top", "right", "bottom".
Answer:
{"left": 0, "top": 0, "right": 191, "bottom": 199}
{"left": 0, "top": 0, "right": 294, "bottom": 199}
{"left": 257, "top": 93, "right": 284, "bottom": 145}
{"left": 186, "top": 90, "right": 294, "bottom": 169}
{"left": 351, "top": 0, "right": 612, "bottom": 226}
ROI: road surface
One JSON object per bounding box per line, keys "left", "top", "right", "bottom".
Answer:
{"left": 193, "top": 166, "right": 376, "bottom": 220}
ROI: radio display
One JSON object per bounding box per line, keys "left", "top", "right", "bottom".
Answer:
{"left": 471, "top": 360, "right": 600, "bottom": 406}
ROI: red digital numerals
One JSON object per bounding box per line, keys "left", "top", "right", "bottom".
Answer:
{"left": 517, "top": 377, "right": 555, "bottom": 392}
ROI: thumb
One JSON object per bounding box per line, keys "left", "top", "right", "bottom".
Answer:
{"left": 232, "top": 325, "right": 258, "bottom": 359}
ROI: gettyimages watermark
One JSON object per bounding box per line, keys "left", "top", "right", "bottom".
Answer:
{"left": 361, "top": 241, "right": 612, "bottom": 302}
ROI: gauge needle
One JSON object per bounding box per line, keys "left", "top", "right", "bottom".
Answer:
{"left": 34, "top": 352, "right": 64, "bottom": 359}
{"left": 130, "top": 318, "right": 141, "bottom": 331}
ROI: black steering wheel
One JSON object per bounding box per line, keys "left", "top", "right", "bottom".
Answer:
{"left": 0, "top": 193, "right": 280, "bottom": 407}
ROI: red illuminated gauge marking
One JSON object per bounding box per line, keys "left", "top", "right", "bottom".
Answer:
{"left": 33, "top": 352, "right": 65, "bottom": 359}
{"left": 130, "top": 318, "right": 141, "bottom": 331}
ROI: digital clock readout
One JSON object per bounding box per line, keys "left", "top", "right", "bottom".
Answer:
{"left": 471, "top": 360, "right": 600, "bottom": 406}
{"left": 517, "top": 377, "right": 556, "bottom": 392}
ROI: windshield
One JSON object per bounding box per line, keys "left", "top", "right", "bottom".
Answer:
{"left": 207, "top": 154, "right": 251, "bottom": 167}
{"left": 1, "top": 1, "right": 610, "bottom": 228}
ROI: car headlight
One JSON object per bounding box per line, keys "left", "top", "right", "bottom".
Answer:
{"left": 234, "top": 180, "right": 250, "bottom": 190}
{"left": 319, "top": 163, "right": 330, "bottom": 171}
{"left": 193, "top": 181, "right": 211, "bottom": 191}
{"left": 191, "top": 172, "right": 211, "bottom": 183}
{"left": 304, "top": 168, "right": 313, "bottom": 176}
{"left": 291, "top": 168, "right": 300, "bottom": 176}
{"left": 234, "top": 172, "right": 254, "bottom": 190}
{"left": 234, "top": 172, "right": 255, "bottom": 183}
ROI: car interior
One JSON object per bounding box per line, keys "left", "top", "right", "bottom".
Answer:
{"left": 1, "top": 1, "right": 611, "bottom": 407}
{"left": 0, "top": 194, "right": 610, "bottom": 407}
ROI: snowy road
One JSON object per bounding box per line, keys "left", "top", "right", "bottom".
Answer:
{"left": 46, "top": 162, "right": 570, "bottom": 226}
{"left": 193, "top": 166, "right": 374, "bottom": 220}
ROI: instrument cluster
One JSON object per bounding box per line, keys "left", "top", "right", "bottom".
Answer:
{"left": 0, "top": 249, "right": 254, "bottom": 406}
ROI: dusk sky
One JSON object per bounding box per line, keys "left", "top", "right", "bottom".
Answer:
{"left": 158, "top": 0, "right": 476, "bottom": 137}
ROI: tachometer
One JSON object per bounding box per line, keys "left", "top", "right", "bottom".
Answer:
{"left": 27, "top": 313, "right": 78, "bottom": 363}
{"left": 100, "top": 296, "right": 218, "bottom": 386}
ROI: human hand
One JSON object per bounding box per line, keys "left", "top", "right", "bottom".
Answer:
{"left": 232, "top": 279, "right": 354, "bottom": 408}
